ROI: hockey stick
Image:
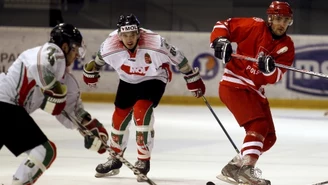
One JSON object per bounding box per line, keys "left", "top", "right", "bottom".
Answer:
{"left": 61, "top": 110, "right": 157, "bottom": 185}
{"left": 202, "top": 96, "right": 240, "bottom": 154}
{"left": 312, "top": 181, "right": 328, "bottom": 185}
{"left": 231, "top": 53, "right": 328, "bottom": 79}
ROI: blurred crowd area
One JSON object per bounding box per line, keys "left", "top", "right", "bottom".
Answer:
{"left": 0, "top": 0, "right": 327, "bottom": 35}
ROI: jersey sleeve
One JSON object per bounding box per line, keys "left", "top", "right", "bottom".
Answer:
{"left": 96, "top": 31, "right": 122, "bottom": 67}
{"left": 94, "top": 41, "right": 107, "bottom": 67}
{"left": 210, "top": 17, "right": 263, "bottom": 44}
{"left": 29, "top": 43, "right": 66, "bottom": 90}
{"left": 160, "top": 37, "right": 190, "bottom": 72}
{"left": 55, "top": 72, "right": 81, "bottom": 129}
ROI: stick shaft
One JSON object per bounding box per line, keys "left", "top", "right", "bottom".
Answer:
{"left": 231, "top": 53, "right": 328, "bottom": 79}
{"left": 202, "top": 96, "right": 240, "bottom": 154}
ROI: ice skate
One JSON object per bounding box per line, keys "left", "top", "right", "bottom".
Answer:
{"left": 134, "top": 159, "right": 150, "bottom": 182}
{"left": 216, "top": 163, "right": 240, "bottom": 184}
{"left": 237, "top": 165, "right": 271, "bottom": 185}
{"left": 95, "top": 156, "right": 122, "bottom": 178}
{"left": 216, "top": 155, "right": 241, "bottom": 185}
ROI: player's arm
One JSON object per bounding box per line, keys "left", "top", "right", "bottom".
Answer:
{"left": 56, "top": 73, "right": 109, "bottom": 154}
{"left": 83, "top": 41, "right": 107, "bottom": 87}
{"left": 30, "top": 45, "right": 67, "bottom": 115}
{"left": 161, "top": 37, "right": 206, "bottom": 98}
{"left": 258, "top": 41, "right": 295, "bottom": 84}
{"left": 76, "top": 108, "right": 109, "bottom": 154}
{"left": 57, "top": 104, "right": 109, "bottom": 154}
{"left": 210, "top": 17, "right": 259, "bottom": 63}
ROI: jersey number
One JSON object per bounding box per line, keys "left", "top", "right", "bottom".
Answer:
{"left": 24, "top": 159, "right": 35, "bottom": 168}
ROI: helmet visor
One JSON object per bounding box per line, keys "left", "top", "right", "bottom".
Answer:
{"left": 72, "top": 40, "right": 86, "bottom": 59}
{"left": 271, "top": 15, "right": 293, "bottom": 26}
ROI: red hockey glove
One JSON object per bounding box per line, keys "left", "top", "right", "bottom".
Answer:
{"left": 80, "top": 119, "right": 108, "bottom": 154}
{"left": 184, "top": 68, "right": 206, "bottom": 98}
{"left": 83, "top": 60, "right": 100, "bottom": 88}
{"left": 40, "top": 82, "right": 67, "bottom": 115}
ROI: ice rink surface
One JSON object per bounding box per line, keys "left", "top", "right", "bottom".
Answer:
{"left": 1, "top": 103, "right": 328, "bottom": 185}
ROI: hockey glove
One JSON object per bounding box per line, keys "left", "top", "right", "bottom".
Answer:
{"left": 83, "top": 60, "right": 101, "bottom": 88}
{"left": 212, "top": 37, "right": 232, "bottom": 64}
{"left": 80, "top": 119, "right": 109, "bottom": 154}
{"left": 40, "top": 82, "right": 67, "bottom": 116}
{"left": 184, "top": 68, "right": 206, "bottom": 98}
{"left": 258, "top": 55, "right": 276, "bottom": 74}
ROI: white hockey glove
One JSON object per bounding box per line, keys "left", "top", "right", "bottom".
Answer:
{"left": 40, "top": 81, "right": 67, "bottom": 115}
{"left": 80, "top": 118, "right": 109, "bottom": 154}
{"left": 184, "top": 68, "right": 206, "bottom": 98}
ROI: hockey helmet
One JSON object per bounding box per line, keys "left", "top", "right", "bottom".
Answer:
{"left": 50, "top": 23, "right": 85, "bottom": 57}
{"left": 117, "top": 14, "right": 140, "bottom": 33}
{"left": 267, "top": 1, "right": 293, "bottom": 26}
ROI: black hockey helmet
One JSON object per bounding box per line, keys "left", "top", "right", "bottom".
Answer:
{"left": 117, "top": 14, "right": 140, "bottom": 33}
{"left": 49, "top": 23, "right": 85, "bottom": 57}
{"left": 50, "top": 23, "right": 83, "bottom": 47}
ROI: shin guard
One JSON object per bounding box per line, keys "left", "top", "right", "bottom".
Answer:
{"left": 133, "top": 100, "right": 154, "bottom": 160}
{"left": 110, "top": 107, "right": 132, "bottom": 154}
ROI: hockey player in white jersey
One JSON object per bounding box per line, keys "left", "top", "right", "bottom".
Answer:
{"left": 0, "top": 23, "right": 108, "bottom": 185}
{"left": 83, "top": 14, "right": 206, "bottom": 181}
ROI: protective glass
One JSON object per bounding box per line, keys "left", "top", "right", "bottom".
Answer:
{"left": 72, "top": 41, "right": 86, "bottom": 59}
{"left": 271, "top": 15, "right": 293, "bottom": 26}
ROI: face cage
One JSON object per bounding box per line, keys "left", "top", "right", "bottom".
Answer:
{"left": 268, "top": 14, "right": 293, "bottom": 26}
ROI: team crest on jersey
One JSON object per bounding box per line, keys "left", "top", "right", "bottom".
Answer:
{"left": 144, "top": 53, "right": 152, "bottom": 64}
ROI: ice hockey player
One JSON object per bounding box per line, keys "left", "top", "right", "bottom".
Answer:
{"left": 210, "top": 1, "right": 295, "bottom": 185}
{"left": 0, "top": 23, "right": 108, "bottom": 185}
{"left": 82, "top": 14, "right": 206, "bottom": 181}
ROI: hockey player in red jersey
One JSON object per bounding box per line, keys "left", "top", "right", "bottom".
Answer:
{"left": 210, "top": 1, "right": 295, "bottom": 185}
{"left": 83, "top": 14, "right": 205, "bottom": 181}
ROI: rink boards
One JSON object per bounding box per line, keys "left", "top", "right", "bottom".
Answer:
{"left": 1, "top": 26, "right": 328, "bottom": 109}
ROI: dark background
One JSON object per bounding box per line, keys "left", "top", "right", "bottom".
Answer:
{"left": 0, "top": 0, "right": 327, "bottom": 34}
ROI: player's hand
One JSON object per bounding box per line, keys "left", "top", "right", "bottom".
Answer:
{"left": 83, "top": 60, "right": 100, "bottom": 88}
{"left": 80, "top": 119, "right": 108, "bottom": 154}
{"left": 184, "top": 68, "right": 206, "bottom": 98}
{"left": 40, "top": 82, "right": 67, "bottom": 115}
{"left": 258, "top": 55, "right": 276, "bottom": 74}
{"left": 212, "top": 37, "right": 232, "bottom": 64}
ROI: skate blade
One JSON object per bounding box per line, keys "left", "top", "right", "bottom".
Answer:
{"left": 136, "top": 175, "right": 148, "bottom": 182}
{"left": 216, "top": 174, "right": 238, "bottom": 185}
{"left": 95, "top": 169, "right": 120, "bottom": 178}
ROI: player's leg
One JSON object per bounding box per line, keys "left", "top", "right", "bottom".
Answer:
{"left": 132, "top": 79, "right": 166, "bottom": 181}
{"left": 95, "top": 80, "right": 134, "bottom": 177}
{"left": 11, "top": 141, "right": 56, "bottom": 185}
{"left": 217, "top": 84, "right": 270, "bottom": 185}
{"left": 261, "top": 104, "right": 276, "bottom": 153}
{"left": 1, "top": 102, "right": 56, "bottom": 185}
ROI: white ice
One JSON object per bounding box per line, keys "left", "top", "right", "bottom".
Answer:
{"left": 1, "top": 103, "right": 328, "bottom": 185}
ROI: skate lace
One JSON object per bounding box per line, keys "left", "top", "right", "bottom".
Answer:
{"left": 251, "top": 167, "right": 262, "bottom": 179}
{"left": 135, "top": 160, "right": 146, "bottom": 168}
{"left": 103, "top": 157, "right": 119, "bottom": 167}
